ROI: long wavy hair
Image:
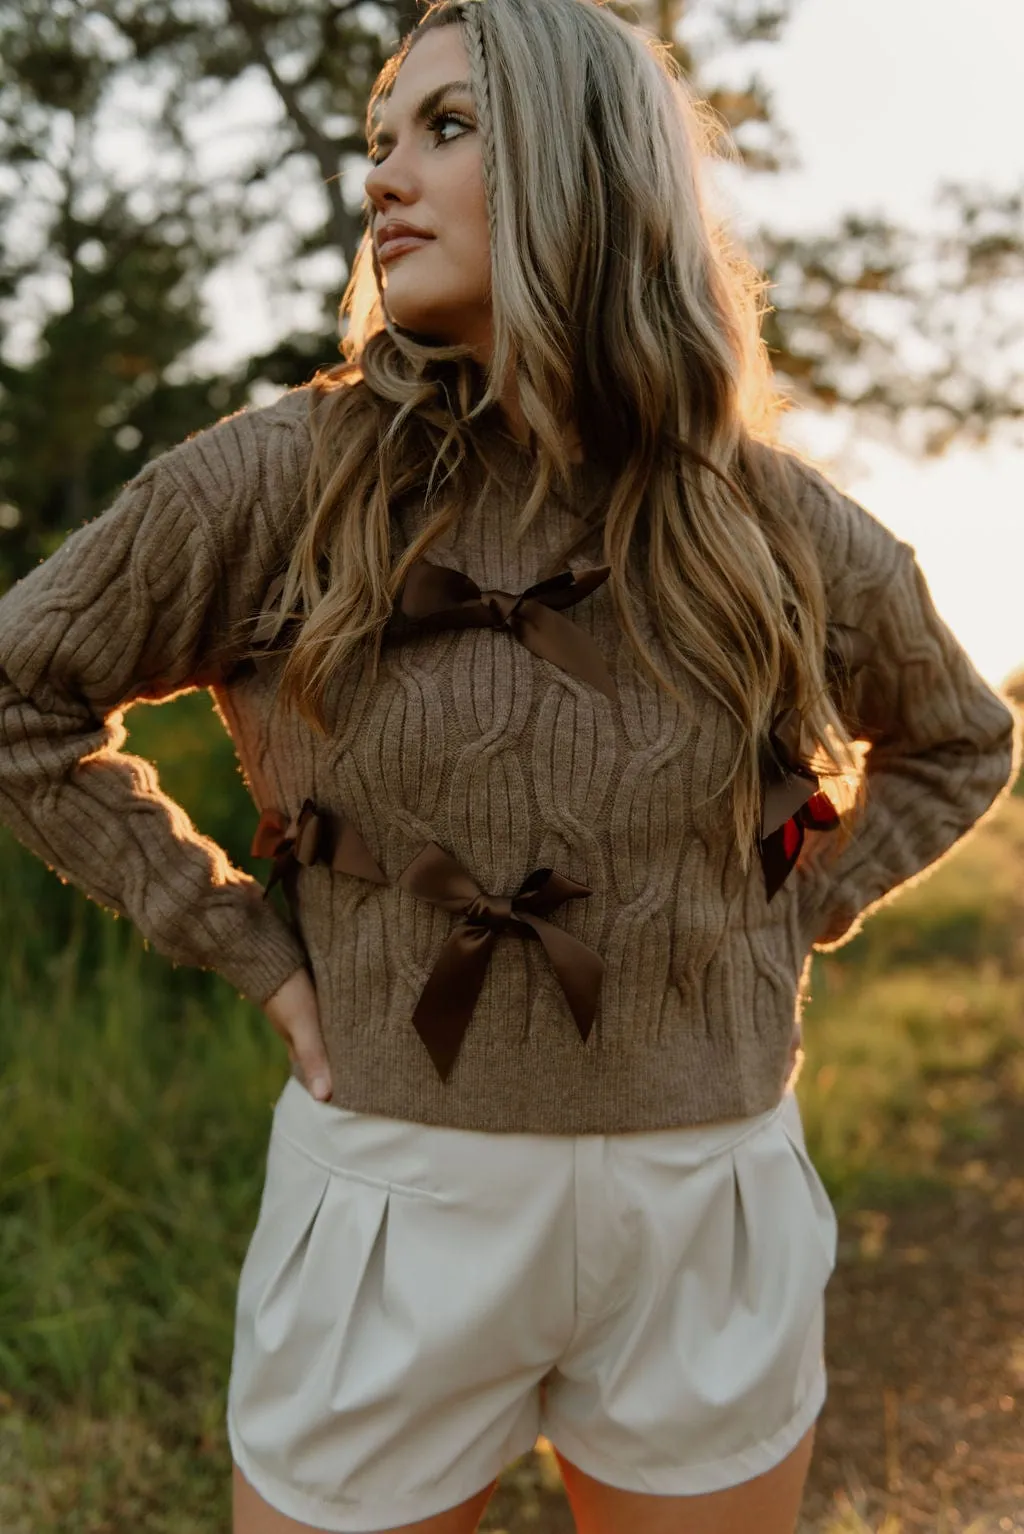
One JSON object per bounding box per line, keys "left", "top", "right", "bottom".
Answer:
{"left": 259, "top": 0, "right": 858, "bottom": 856}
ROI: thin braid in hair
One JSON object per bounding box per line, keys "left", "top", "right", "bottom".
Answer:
{"left": 460, "top": 3, "right": 499, "bottom": 262}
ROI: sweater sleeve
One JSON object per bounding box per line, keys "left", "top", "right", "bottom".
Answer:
{"left": 0, "top": 398, "right": 312, "bottom": 1006}
{"left": 791, "top": 466, "right": 1019, "bottom": 951}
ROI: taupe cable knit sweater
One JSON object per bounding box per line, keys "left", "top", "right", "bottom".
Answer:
{"left": 0, "top": 387, "right": 1015, "bottom": 1131}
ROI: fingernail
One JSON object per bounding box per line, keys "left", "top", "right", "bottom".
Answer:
{"left": 311, "top": 1076, "right": 332, "bottom": 1101}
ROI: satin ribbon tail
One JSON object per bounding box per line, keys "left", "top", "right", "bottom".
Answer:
{"left": 761, "top": 768, "right": 819, "bottom": 840}
{"left": 514, "top": 599, "right": 618, "bottom": 701}
{"left": 760, "top": 818, "right": 806, "bottom": 903}
{"left": 518, "top": 912, "right": 603, "bottom": 1041}
{"left": 410, "top": 923, "right": 497, "bottom": 1081}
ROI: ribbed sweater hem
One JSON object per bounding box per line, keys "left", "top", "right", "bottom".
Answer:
{"left": 300, "top": 1021, "right": 794, "bottom": 1135}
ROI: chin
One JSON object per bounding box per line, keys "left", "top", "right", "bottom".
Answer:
{"left": 383, "top": 287, "right": 490, "bottom": 351}
{"left": 386, "top": 307, "right": 451, "bottom": 340}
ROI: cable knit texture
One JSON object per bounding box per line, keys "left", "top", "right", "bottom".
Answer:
{"left": 0, "top": 388, "right": 1015, "bottom": 1131}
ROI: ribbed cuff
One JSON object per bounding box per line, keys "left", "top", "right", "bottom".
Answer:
{"left": 212, "top": 894, "right": 310, "bottom": 1006}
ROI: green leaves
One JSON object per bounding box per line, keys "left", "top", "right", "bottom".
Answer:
{"left": 1, "top": 0, "right": 1022, "bottom": 594}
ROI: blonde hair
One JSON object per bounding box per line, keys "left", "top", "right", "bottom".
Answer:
{"left": 261, "top": 0, "right": 857, "bottom": 854}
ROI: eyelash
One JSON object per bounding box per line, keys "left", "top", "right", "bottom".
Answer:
{"left": 370, "top": 110, "right": 471, "bottom": 167}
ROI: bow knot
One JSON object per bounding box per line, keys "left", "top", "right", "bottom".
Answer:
{"left": 759, "top": 622, "right": 873, "bottom": 902}
{"left": 465, "top": 891, "right": 515, "bottom": 927}
{"left": 397, "top": 842, "right": 603, "bottom": 1080}
{"left": 481, "top": 591, "right": 519, "bottom": 631}
{"left": 251, "top": 799, "right": 387, "bottom": 898}
{"left": 397, "top": 560, "right": 618, "bottom": 701}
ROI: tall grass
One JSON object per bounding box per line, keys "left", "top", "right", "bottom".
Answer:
{"left": 1, "top": 689, "right": 1021, "bottom": 1530}
{"left": 0, "top": 693, "right": 284, "bottom": 1529}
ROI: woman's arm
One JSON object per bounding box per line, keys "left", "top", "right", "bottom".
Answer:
{"left": 0, "top": 398, "right": 311, "bottom": 1005}
{"left": 793, "top": 469, "right": 1019, "bottom": 950}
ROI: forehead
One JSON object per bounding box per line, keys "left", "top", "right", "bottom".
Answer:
{"left": 375, "top": 26, "right": 472, "bottom": 130}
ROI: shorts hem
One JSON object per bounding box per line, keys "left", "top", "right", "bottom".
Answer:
{"left": 227, "top": 1406, "right": 537, "bottom": 1533}
{"left": 544, "top": 1368, "right": 828, "bottom": 1498}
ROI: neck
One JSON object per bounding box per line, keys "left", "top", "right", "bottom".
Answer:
{"left": 470, "top": 330, "right": 582, "bottom": 463}
{"left": 495, "top": 378, "right": 583, "bottom": 465}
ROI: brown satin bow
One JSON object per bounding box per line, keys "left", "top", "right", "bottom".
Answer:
{"left": 251, "top": 799, "right": 387, "bottom": 897}
{"left": 397, "top": 560, "right": 618, "bottom": 701}
{"left": 761, "top": 707, "right": 820, "bottom": 842}
{"left": 397, "top": 843, "right": 603, "bottom": 1081}
{"left": 759, "top": 623, "right": 873, "bottom": 901}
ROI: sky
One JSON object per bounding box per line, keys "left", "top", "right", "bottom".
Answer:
{"left": 709, "top": 0, "right": 1024, "bottom": 687}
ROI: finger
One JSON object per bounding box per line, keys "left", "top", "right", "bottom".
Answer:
{"left": 289, "top": 1014, "right": 333, "bottom": 1102}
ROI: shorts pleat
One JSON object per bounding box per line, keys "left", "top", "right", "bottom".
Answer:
{"left": 539, "top": 1090, "right": 836, "bottom": 1494}
{"left": 227, "top": 1079, "right": 837, "bottom": 1525}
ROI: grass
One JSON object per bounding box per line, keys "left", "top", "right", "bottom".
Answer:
{"left": 0, "top": 887, "right": 282, "bottom": 1529}
{"left": 1, "top": 689, "right": 1022, "bottom": 1530}
{"left": 798, "top": 787, "right": 1024, "bottom": 1215}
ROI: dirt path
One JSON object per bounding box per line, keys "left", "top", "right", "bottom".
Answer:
{"left": 483, "top": 1093, "right": 1024, "bottom": 1533}
{"left": 804, "top": 1088, "right": 1024, "bottom": 1532}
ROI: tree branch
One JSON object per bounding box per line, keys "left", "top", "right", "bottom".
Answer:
{"left": 222, "top": 0, "right": 362, "bottom": 262}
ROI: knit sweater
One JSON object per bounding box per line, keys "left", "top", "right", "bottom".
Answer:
{"left": 0, "top": 387, "right": 1015, "bottom": 1132}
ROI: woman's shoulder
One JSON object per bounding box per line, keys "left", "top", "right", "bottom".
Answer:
{"left": 132, "top": 386, "right": 316, "bottom": 569}
{"left": 754, "top": 440, "right": 914, "bottom": 602}
{"left": 155, "top": 386, "right": 314, "bottom": 507}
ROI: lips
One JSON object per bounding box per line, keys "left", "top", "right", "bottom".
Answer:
{"left": 376, "top": 221, "right": 434, "bottom": 255}
{"left": 378, "top": 236, "right": 432, "bottom": 265}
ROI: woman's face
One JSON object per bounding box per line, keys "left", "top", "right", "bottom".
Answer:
{"left": 364, "top": 26, "right": 492, "bottom": 354}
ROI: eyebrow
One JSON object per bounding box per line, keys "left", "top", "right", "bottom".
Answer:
{"left": 371, "top": 79, "right": 474, "bottom": 151}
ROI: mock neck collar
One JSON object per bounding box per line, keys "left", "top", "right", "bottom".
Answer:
{"left": 471, "top": 421, "right": 603, "bottom": 525}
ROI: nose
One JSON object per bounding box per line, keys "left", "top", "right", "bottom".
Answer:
{"left": 364, "top": 142, "right": 420, "bottom": 221}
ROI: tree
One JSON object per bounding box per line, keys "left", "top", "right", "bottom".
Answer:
{"left": 1, "top": 0, "right": 1022, "bottom": 585}
{"left": 641, "top": 0, "right": 1024, "bottom": 450}
{"left": 0, "top": 0, "right": 253, "bottom": 581}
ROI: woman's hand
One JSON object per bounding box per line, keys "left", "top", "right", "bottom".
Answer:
{"left": 263, "top": 967, "right": 334, "bottom": 1101}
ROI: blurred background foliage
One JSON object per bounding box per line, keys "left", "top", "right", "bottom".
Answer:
{"left": 1, "top": 0, "right": 1023, "bottom": 583}
{"left": 0, "top": 2, "right": 1022, "bottom": 1529}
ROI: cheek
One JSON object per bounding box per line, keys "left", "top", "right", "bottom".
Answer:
{"left": 468, "top": 172, "right": 490, "bottom": 239}
{"left": 397, "top": 183, "right": 489, "bottom": 302}
{"left": 380, "top": 154, "right": 491, "bottom": 325}
{"left": 460, "top": 215, "right": 491, "bottom": 297}
{"left": 446, "top": 158, "right": 490, "bottom": 280}
{"left": 470, "top": 198, "right": 491, "bottom": 283}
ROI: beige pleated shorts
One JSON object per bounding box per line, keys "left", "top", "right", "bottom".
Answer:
{"left": 227, "top": 1077, "right": 838, "bottom": 1532}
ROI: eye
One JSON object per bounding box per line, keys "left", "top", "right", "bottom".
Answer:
{"left": 426, "top": 109, "right": 472, "bottom": 146}
{"left": 368, "top": 109, "right": 472, "bottom": 166}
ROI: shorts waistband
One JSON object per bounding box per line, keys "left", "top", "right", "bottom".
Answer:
{"left": 273, "top": 1076, "right": 791, "bottom": 1177}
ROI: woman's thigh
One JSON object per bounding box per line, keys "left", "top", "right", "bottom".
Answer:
{"left": 232, "top": 1461, "right": 496, "bottom": 1534}
{"left": 554, "top": 1422, "right": 816, "bottom": 1534}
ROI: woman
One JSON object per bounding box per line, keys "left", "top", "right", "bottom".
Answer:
{"left": 0, "top": 1, "right": 1015, "bottom": 1530}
